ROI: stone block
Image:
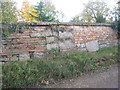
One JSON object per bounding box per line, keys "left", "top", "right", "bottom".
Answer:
{"left": 77, "top": 47, "right": 87, "bottom": 51}
{"left": 65, "top": 40, "right": 75, "bottom": 49}
{"left": 0, "top": 55, "right": 8, "bottom": 62}
{"left": 119, "top": 42, "right": 120, "bottom": 45}
{"left": 81, "top": 43, "right": 86, "bottom": 48}
{"left": 86, "top": 40, "right": 99, "bottom": 51}
{"left": 76, "top": 43, "right": 86, "bottom": 48}
{"left": 46, "top": 37, "right": 55, "bottom": 43}
{"left": 52, "top": 31, "right": 58, "bottom": 37}
{"left": 59, "top": 31, "right": 73, "bottom": 39}
{"left": 33, "top": 52, "right": 44, "bottom": 59}
{"left": 59, "top": 40, "right": 75, "bottom": 50}
{"left": 99, "top": 44, "right": 107, "bottom": 49}
{"left": 108, "top": 42, "right": 118, "bottom": 47}
{"left": 0, "top": 62, "right": 2, "bottom": 65}
{"left": 43, "top": 31, "right": 52, "bottom": 36}
{"left": 30, "top": 31, "right": 52, "bottom": 37}
{"left": 47, "top": 43, "right": 58, "bottom": 50}
{"left": 30, "top": 33, "right": 41, "bottom": 37}
{"left": 58, "top": 42, "right": 66, "bottom": 50}
{"left": 19, "top": 54, "right": 30, "bottom": 61}
{"left": 98, "top": 40, "right": 107, "bottom": 45}
{"left": 10, "top": 55, "right": 19, "bottom": 61}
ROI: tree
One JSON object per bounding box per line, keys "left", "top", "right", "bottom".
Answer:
{"left": 111, "top": 4, "right": 120, "bottom": 39}
{"left": 19, "top": 0, "right": 37, "bottom": 22}
{"left": 70, "top": 16, "right": 81, "bottom": 22}
{"left": 31, "top": 0, "right": 59, "bottom": 22}
{"left": 96, "top": 14, "right": 106, "bottom": 23}
{"left": 0, "top": 0, "right": 18, "bottom": 22}
{"left": 80, "top": 1, "right": 110, "bottom": 23}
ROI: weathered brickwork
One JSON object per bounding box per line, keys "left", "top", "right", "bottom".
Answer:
{"left": 0, "top": 23, "right": 118, "bottom": 62}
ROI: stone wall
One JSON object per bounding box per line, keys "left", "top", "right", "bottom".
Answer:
{"left": 0, "top": 22, "right": 118, "bottom": 63}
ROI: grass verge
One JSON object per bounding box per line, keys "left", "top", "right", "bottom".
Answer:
{"left": 2, "top": 45, "right": 119, "bottom": 88}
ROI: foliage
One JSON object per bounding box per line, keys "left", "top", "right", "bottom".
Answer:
{"left": 45, "top": 48, "right": 60, "bottom": 56}
{"left": 30, "top": 1, "right": 59, "bottom": 22}
{"left": 111, "top": 3, "right": 120, "bottom": 38}
{"left": 1, "top": 23, "right": 29, "bottom": 37}
{"left": 3, "top": 31, "right": 9, "bottom": 37}
{"left": 96, "top": 14, "right": 106, "bottom": 23}
{"left": 112, "top": 18, "right": 120, "bottom": 39}
{"left": 78, "top": 1, "right": 110, "bottom": 23}
{"left": 2, "top": 45, "right": 119, "bottom": 88}
{"left": 70, "top": 16, "right": 82, "bottom": 22}
{"left": 118, "top": 19, "right": 120, "bottom": 39}
{"left": 0, "top": 0, "right": 18, "bottom": 22}
{"left": 19, "top": 0, "right": 37, "bottom": 22}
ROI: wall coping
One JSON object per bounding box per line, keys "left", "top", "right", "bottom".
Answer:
{"left": 1, "top": 22, "right": 112, "bottom": 26}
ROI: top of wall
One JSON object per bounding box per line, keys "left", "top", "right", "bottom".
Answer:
{"left": 1, "top": 22, "right": 111, "bottom": 26}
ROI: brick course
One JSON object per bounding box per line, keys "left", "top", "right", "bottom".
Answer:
{"left": 0, "top": 23, "right": 118, "bottom": 62}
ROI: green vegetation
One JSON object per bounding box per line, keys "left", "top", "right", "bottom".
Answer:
{"left": 2, "top": 23, "right": 29, "bottom": 37}
{"left": 0, "top": 0, "right": 62, "bottom": 23}
{"left": 3, "top": 31, "right": 9, "bottom": 37}
{"left": 2, "top": 45, "right": 119, "bottom": 88}
{"left": 0, "top": 0, "right": 18, "bottom": 22}
{"left": 70, "top": 1, "right": 113, "bottom": 23}
{"left": 44, "top": 48, "right": 59, "bottom": 56}
{"left": 112, "top": 18, "right": 120, "bottom": 38}
{"left": 30, "top": 1, "right": 59, "bottom": 22}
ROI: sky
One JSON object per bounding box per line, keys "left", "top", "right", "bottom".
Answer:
{"left": 13, "top": 0, "right": 118, "bottom": 22}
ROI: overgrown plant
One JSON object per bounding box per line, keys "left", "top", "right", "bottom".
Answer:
{"left": 2, "top": 45, "right": 119, "bottom": 88}
{"left": 111, "top": 18, "right": 120, "bottom": 39}
{"left": 44, "top": 48, "right": 60, "bottom": 56}
{"left": 1, "top": 23, "right": 29, "bottom": 37}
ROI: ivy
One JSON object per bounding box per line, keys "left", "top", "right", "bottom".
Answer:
{"left": 1, "top": 23, "right": 29, "bottom": 37}
{"left": 3, "top": 32, "right": 9, "bottom": 37}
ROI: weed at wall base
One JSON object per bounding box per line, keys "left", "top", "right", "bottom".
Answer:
{"left": 2, "top": 45, "right": 119, "bottom": 88}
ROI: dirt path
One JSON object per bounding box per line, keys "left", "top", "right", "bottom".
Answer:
{"left": 32, "top": 64, "right": 118, "bottom": 88}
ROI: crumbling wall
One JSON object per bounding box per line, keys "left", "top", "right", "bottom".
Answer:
{"left": 0, "top": 23, "right": 118, "bottom": 63}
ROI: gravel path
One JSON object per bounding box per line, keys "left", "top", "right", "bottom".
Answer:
{"left": 32, "top": 64, "right": 118, "bottom": 88}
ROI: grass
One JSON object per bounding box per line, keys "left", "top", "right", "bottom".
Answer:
{"left": 2, "top": 45, "right": 119, "bottom": 88}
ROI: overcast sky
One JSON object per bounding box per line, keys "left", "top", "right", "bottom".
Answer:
{"left": 13, "top": 0, "right": 118, "bottom": 22}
